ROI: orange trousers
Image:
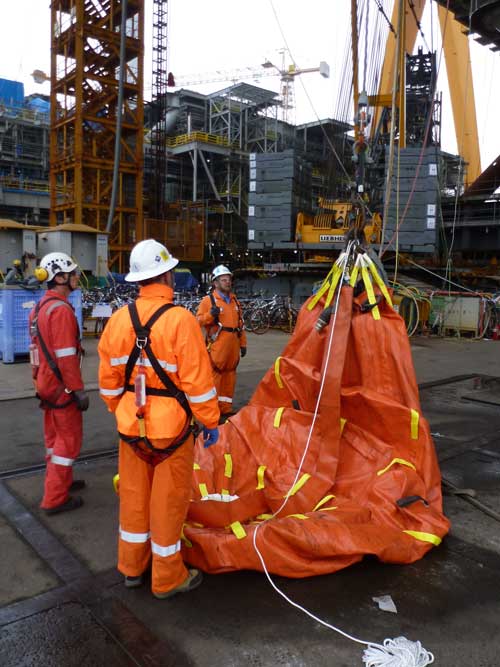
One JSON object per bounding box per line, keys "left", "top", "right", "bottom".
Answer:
{"left": 212, "top": 367, "right": 237, "bottom": 415}
{"left": 117, "top": 434, "right": 194, "bottom": 595}
{"left": 41, "top": 402, "right": 82, "bottom": 509}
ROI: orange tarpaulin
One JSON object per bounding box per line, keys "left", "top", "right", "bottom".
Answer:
{"left": 183, "top": 255, "right": 450, "bottom": 577}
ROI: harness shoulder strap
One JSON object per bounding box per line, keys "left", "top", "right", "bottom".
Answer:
{"left": 209, "top": 291, "right": 219, "bottom": 324}
{"left": 125, "top": 302, "right": 191, "bottom": 417}
{"left": 33, "top": 297, "right": 68, "bottom": 383}
{"left": 124, "top": 301, "right": 175, "bottom": 386}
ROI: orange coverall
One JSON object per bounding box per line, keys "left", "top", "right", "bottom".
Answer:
{"left": 196, "top": 290, "right": 247, "bottom": 415}
{"left": 29, "top": 291, "right": 84, "bottom": 509}
{"left": 98, "top": 283, "right": 219, "bottom": 596}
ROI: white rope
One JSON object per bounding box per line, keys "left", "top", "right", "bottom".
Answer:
{"left": 249, "top": 241, "right": 434, "bottom": 666}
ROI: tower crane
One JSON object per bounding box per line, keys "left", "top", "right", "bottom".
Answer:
{"left": 170, "top": 51, "right": 330, "bottom": 123}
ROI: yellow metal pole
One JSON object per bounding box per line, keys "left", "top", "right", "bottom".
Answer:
{"left": 437, "top": 6, "right": 481, "bottom": 184}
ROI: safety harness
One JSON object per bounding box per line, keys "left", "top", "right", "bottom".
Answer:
{"left": 120, "top": 302, "right": 193, "bottom": 466}
{"left": 30, "top": 297, "right": 78, "bottom": 410}
{"left": 207, "top": 292, "right": 244, "bottom": 374}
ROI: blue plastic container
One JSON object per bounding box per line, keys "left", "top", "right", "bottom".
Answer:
{"left": 0, "top": 288, "right": 82, "bottom": 363}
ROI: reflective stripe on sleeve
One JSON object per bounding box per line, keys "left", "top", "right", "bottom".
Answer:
{"left": 110, "top": 355, "right": 129, "bottom": 366}
{"left": 51, "top": 454, "right": 74, "bottom": 467}
{"left": 151, "top": 539, "right": 181, "bottom": 558}
{"left": 186, "top": 387, "right": 217, "bottom": 403}
{"left": 119, "top": 527, "right": 150, "bottom": 544}
{"left": 219, "top": 396, "right": 233, "bottom": 403}
{"left": 100, "top": 386, "right": 124, "bottom": 397}
{"left": 54, "top": 346, "right": 77, "bottom": 358}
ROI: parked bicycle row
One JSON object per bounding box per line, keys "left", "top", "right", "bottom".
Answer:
{"left": 81, "top": 285, "right": 298, "bottom": 335}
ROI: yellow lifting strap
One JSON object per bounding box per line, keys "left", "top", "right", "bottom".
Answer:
{"left": 324, "top": 266, "right": 343, "bottom": 309}
{"left": 224, "top": 453, "right": 233, "bottom": 478}
{"left": 307, "top": 264, "right": 338, "bottom": 311}
{"left": 403, "top": 530, "right": 442, "bottom": 546}
{"left": 180, "top": 523, "right": 193, "bottom": 548}
{"left": 256, "top": 513, "right": 273, "bottom": 520}
{"left": 340, "top": 417, "right": 347, "bottom": 435}
{"left": 349, "top": 264, "right": 360, "bottom": 288}
{"left": 410, "top": 409, "right": 419, "bottom": 440}
{"left": 256, "top": 465, "right": 266, "bottom": 490}
{"left": 193, "top": 462, "right": 201, "bottom": 470}
{"left": 274, "top": 407, "right": 285, "bottom": 428}
{"left": 285, "top": 473, "right": 311, "bottom": 498}
{"left": 230, "top": 521, "right": 247, "bottom": 539}
{"left": 377, "top": 458, "right": 416, "bottom": 477}
{"left": 365, "top": 255, "right": 393, "bottom": 308}
{"left": 287, "top": 513, "right": 308, "bottom": 520}
{"left": 313, "top": 494, "right": 336, "bottom": 511}
{"left": 198, "top": 483, "right": 208, "bottom": 498}
{"left": 274, "top": 356, "right": 284, "bottom": 389}
{"left": 361, "top": 264, "right": 381, "bottom": 321}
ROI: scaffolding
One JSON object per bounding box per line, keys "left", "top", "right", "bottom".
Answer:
{"left": 49, "top": 0, "right": 144, "bottom": 272}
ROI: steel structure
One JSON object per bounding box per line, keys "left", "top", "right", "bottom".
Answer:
{"left": 49, "top": 0, "right": 144, "bottom": 272}
{"left": 148, "top": 0, "right": 168, "bottom": 219}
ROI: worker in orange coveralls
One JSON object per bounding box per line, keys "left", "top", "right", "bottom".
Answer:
{"left": 29, "top": 252, "right": 89, "bottom": 515}
{"left": 196, "top": 265, "right": 247, "bottom": 418}
{"left": 98, "top": 239, "right": 220, "bottom": 599}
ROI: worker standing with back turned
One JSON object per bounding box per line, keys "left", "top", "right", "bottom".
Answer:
{"left": 29, "top": 252, "right": 89, "bottom": 515}
{"left": 196, "top": 265, "right": 247, "bottom": 418}
{"left": 98, "top": 239, "right": 220, "bottom": 599}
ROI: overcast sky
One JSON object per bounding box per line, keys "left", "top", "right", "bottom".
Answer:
{"left": 0, "top": 0, "right": 497, "bottom": 168}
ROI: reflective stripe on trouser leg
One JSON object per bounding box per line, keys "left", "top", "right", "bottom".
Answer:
{"left": 150, "top": 434, "right": 195, "bottom": 595}
{"left": 41, "top": 403, "right": 82, "bottom": 509}
{"left": 218, "top": 369, "right": 237, "bottom": 415}
{"left": 118, "top": 440, "right": 154, "bottom": 578}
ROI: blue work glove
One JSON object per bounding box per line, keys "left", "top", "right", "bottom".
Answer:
{"left": 202, "top": 426, "right": 219, "bottom": 448}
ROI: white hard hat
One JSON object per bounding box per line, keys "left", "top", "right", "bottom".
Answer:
{"left": 125, "top": 239, "right": 178, "bottom": 282}
{"left": 211, "top": 264, "right": 232, "bottom": 281}
{"left": 40, "top": 252, "right": 78, "bottom": 282}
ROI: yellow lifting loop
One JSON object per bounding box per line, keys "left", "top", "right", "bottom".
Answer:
{"left": 340, "top": 417, "right": 347, "bottom": 435}
{"left": 273, "top": 407, "right": 285, "bottom": 428}
{"left": 256, "top": 513, "right": 273, "bottom": 521}
{"left": 180, "top": 523, "right": 193, "bottom": 548}
{"left": 256, "top": 465, "right": 266, "bottom": 490}
{"left": 198, "top": 483, "right": 208, "bottom": 498}
{"left": 193, "top": 462, "right": 201, "bottom": 470}
{"left": 307, "top": 264, "right": 338, "bottom": 311}
{"left": 287, "top": 513, "right": 308, "bottom": 520}
{"left": 224, "top": 453, "right": 233, "bottom": 478}
{"left": 349, "top": 264, "right": 360, "bottom": 288}
{"left": 274, "top": 356, "right": 284, "bottom": 389}
{"left": 361, "top": 264, "right": 381, "bottom": 321}
{"left": 324, "top": 266, "right": 343, "bottom": 309}
{"left": 403, "top": 530, "right": 442, "bottom": 546}
{"left": 377, "top": 458, "right": 416, "bottom": 477}
{"left": 285, "top": 473, "right": 311, "bottom": 498}
{"left": 410, "top": 409, "right": 419, "bottom": 440}
{"left": 313, "top": 494, "right": 336, "bottom": 511}
{"left": 221, "top": 488, "right": 229, "bottom": 496}
{"left": 113, "top": 473, "right": 120, "bottom": 494}
{"left": 365, "top": 255, "right": 393, "bottom": 308}
{"left": 229, "top": 521, "right": 247, "bottom": 539}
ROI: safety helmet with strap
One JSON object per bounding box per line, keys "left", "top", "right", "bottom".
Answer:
{"left": 211, "top": 264, "right": 232, "bottom": 281}
{"left": 125, "top": 239, "right": 178, "bottom": 283}
{"left": 37, "top": 252, "right": 78, "bottom": 283}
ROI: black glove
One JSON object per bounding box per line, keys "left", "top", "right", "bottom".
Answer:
{"left": 73, "top": 389, "right": 89, "bottom": 412}
{"left": 210, "top": 306, "right": 221, "bottom": 320}
{"left": 240, "top": 347, "right": 247, "bottom": 358}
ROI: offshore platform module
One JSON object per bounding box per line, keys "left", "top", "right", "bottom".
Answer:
{"left": 247, "top": 0, "right": 493, "bottom": 266}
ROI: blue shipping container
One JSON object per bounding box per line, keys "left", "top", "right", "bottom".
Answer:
{"left": 0, "top": 78, "right": 25, "bottom": 107}
{"left": 0, "top": 288, "right": 83, "bottom": 363}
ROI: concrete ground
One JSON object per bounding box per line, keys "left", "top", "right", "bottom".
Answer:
{"left": 0, "top": 330, "right": 499, "bottom": 666}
